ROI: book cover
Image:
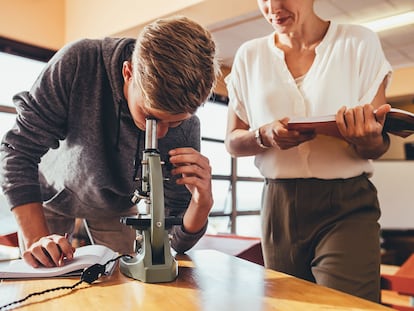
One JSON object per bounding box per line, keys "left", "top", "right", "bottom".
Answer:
{"left": 0, "top": 244, "right": 118, "bottom": 279}
{"left": 287, "top": 114, "right": 340, "bottom": 138}
{"left": 383, "top": 108, "right": 414, "bottom": 137}
{"left": 287, "top": 108, "right": 414, "bottom": 139}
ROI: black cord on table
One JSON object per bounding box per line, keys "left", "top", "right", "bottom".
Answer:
{"left": 0, "top": 254, "right": 131, "bottom": 310}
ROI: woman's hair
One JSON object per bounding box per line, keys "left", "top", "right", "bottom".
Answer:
{"left": 132, "top": 15, "right": 220, "bottom": 115}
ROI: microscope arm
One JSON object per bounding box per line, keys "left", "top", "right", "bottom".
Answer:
{"left": 148, "top": 154, "right": 165, "bottom": 259}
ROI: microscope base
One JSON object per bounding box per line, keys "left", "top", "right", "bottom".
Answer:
{"left": 120, "top": 230, "right": 178, "bottom": 283}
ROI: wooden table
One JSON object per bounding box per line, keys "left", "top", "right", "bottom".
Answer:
{"left": 0, "top": 250, "right": 393, "bottom": 311}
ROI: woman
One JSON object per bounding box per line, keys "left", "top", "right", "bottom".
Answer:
{"left": 225, "top": 0, "right": 392, "bottom": 302}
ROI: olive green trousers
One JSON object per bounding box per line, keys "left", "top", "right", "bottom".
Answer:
{"left": 261, "top": 174, "right": 381, "bottom": 303}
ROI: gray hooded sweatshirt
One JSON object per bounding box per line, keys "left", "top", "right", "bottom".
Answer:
{"left": 0, "top": 37, "right": 206, "bottom": 253}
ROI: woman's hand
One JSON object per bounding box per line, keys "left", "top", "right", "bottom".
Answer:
{"left": 336, "top": 103, "right": 391, "bottom": 159}
{"left": 260, "top": 118, "right": 316, "bottom": 150}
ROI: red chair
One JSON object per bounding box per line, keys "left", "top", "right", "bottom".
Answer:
{"left": 381, "top": 254, "right": 414, "bottom": 310}
{"left": 192, "top": 234, "right": 264, "bottom": 266}
{"left": 0, "top": 231, "right": 18, "bottom": 247}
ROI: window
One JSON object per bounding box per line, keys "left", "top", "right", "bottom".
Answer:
{"left": 0, "top": 38, "right": 53, "bottom": 236}
{"left": 0, "top": 52, "right": 46, "bottom": 107}
{"left": 197, "top": 95, "right": 263, "bottom": 237}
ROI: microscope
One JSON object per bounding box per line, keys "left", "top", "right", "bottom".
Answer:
{"left": 120, "top": 118, "right": 182, "bottom": 283}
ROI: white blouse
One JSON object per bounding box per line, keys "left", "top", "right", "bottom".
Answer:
{"left": 226, "top": 22, "right": 392, "bottom": 179}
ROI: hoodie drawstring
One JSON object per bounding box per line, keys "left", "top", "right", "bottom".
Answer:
{"left": 114, "top": 100, "right": 123, "bottom": 151}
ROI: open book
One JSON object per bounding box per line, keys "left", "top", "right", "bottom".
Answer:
{"left": 0, "top": 245, "right": 20, "bottom": 262}
{"left": 0, "top": 244, "right": 118, "bottom": 279}
{"left": 287, "top": 108, "right": 414, "bottom": 139}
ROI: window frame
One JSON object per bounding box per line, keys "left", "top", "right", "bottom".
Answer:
{"left": 0, "top": 37, "right": 55, "bottom": 114}
{"left": 202, "top": 94, "right": 263, "bottom": 235}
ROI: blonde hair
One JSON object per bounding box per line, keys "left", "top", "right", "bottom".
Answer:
{"left": 132, "top": 16, "right": 220, "bottom": 115}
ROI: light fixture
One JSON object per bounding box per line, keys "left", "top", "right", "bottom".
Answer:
{"left": 361, "top": 11, "right": 414, "bottom": 32}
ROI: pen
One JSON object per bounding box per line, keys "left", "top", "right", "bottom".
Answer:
{"left": 58, "top": 233, "right": 69, "bottom": 266}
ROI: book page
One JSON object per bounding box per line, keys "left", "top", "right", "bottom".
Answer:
{"left": 0, "top": 245, "right": 20, "bottom": 262}
{"left": 288, "top": 114, "right": 336, "bottom": 124}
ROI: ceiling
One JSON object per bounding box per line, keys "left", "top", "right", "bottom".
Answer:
{"left": 209, "top": 0, "right": 414, "bottom": 70}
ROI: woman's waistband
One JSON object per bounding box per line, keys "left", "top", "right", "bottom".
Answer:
{"left": 265, "top": 173, "right": 369, "bottom": 184}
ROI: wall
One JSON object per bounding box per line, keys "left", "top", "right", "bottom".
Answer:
{"left": 110, "top": 0, "right": 259, "bottom": 39}
{"left": 371, "top": 161, "right": 414, "bottom": 229}
{"left": 0, "top": 0, "right": 255, "bottom": 96}
{"left": 381, "top": 135, "right": 410, "bottom": 160}
{"left": 1, "top": 1, "right": 413, "bottom": 98}
{"left": 0, "top": 0, "right": 259, "bottom": 49}
{"left": 387, "top": 67, "right": 414, "bottom": 100}
{"left": 0, "top": 0, "right": 65, "bottom": 50}
{"left": 214, "top": 66, "right": 231, "bottom": 97}
{"left": 381, "top": 67, "right": 414, "bottom": 160}
{"left": 65, "top": 0, "right": 204, "bottom": 42}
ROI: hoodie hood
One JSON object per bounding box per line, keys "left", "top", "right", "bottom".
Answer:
{"left": 101, "top": 37, "right": 136, "bottom": 105}
{"left": 101, "top": 37, "right": 137, "bottom": 150}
